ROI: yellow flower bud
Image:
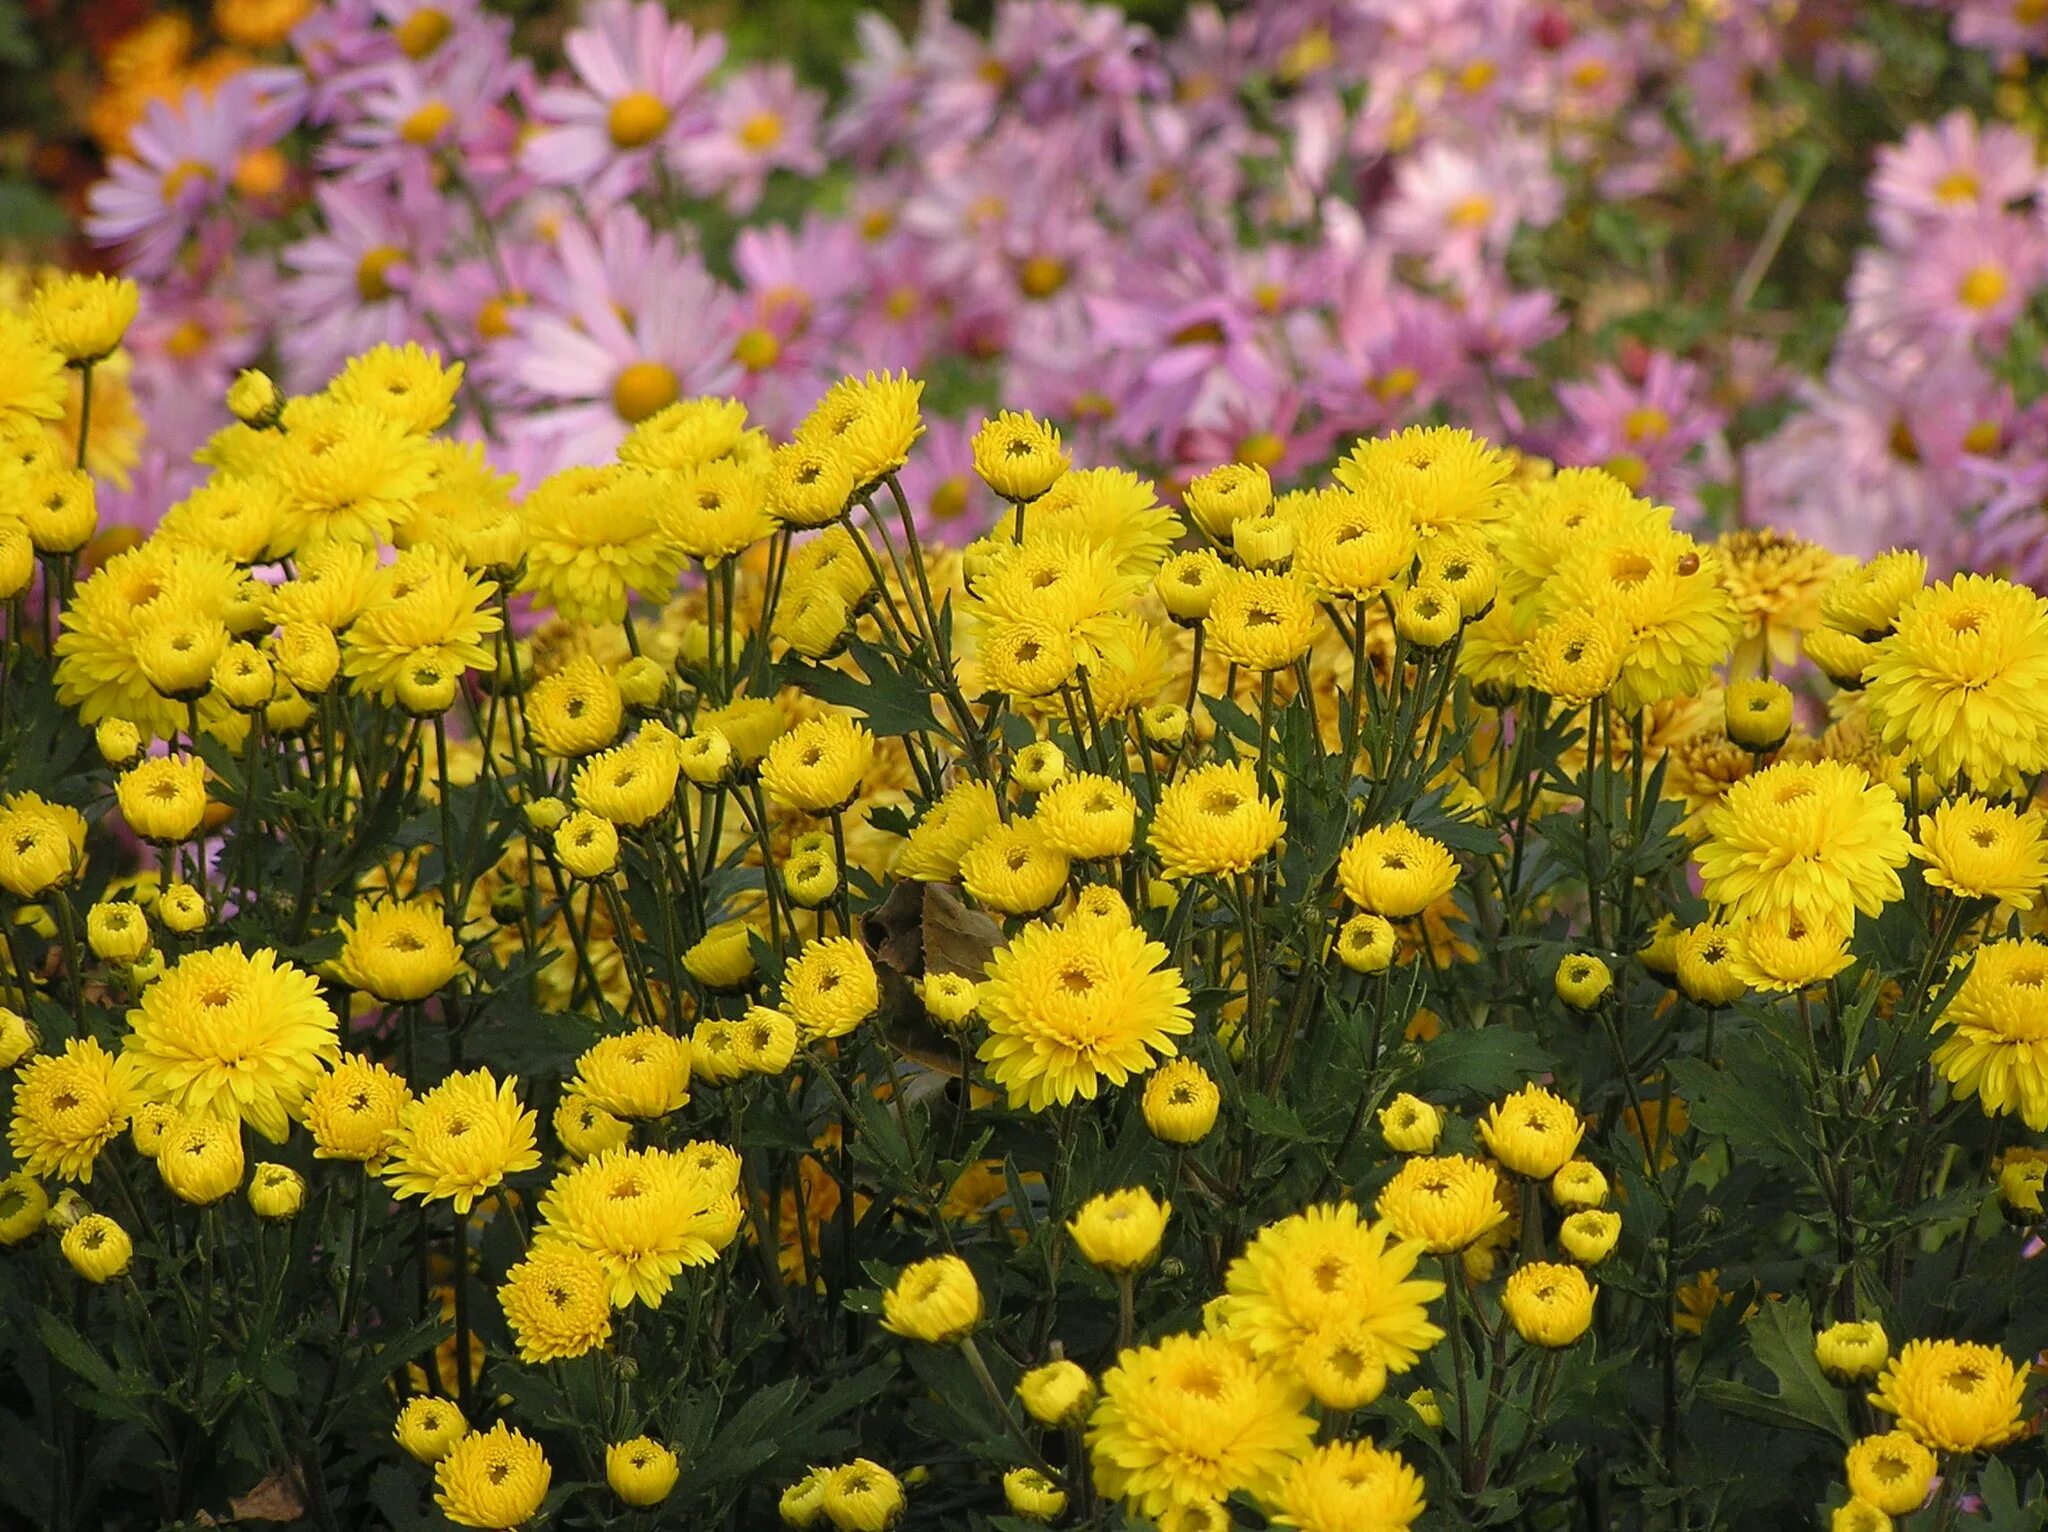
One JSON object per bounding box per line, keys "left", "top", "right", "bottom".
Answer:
{"left": 881, "top": 1254, "right": 983, "bottom": 1344}
{"left": 1725, "top": 677, "right": 1793, "bottom": 751}
{"left": 1559, "top": 1208, "right": 1621, "bottom": 1265}
{"left": 60, "top": 1213, "right": 132, "bottom": 1283}
{"left": 1142, "top": 1059, "right": 1219, "bottom": 1145}
{"left": 1555, "top": 952, "right": 1612, "bottom": 1010}
{"left": 1815, "top": 1319, "right": 1889, "bottom": 1381}
{"left": 606, "top": 1436, "right": 680, "bottom": 1507}
{"left": 1017, "top": 1359, "right": 1094, "bottom": 1427}
{"left": 1502, "top": 1261, "right": 1597, "bottom": 1347}
{"left": 393, "top": 1396, "right": 468, "bottom": 1464}
{"left": 1067, "top": 1187, "right": 1170, "bottom": 1275}
{"left": 1378, "top": 1093, "right": 1442, "bottom": 1154}
{"left": 248, "top": 1162, "right": 306, "bottom": 1219}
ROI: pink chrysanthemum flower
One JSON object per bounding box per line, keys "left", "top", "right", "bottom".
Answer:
{"left": 521, "top": 0, "right": 724, "bottom": 203}
{"left": 674, "top": 62, "right": 825, "bottom": 214}
{"left": 276, "top": 173, "right": 450, "bottom": 386}
{"left": 1848, "top": 213, "right": 2043, "bottom": 361}
{"left": 324, "top": 44, "right": 526, "bottom": 185}
{"left": 1555, "top": 352, "right": 1727, "bottom": 510}
{"left": 1379, "top": 137, "right": 1561, "bottom": 292}
{"left": 499, "top": 206, "right": 739, "bottom": 472}
{"left": 1869, "top": 111, "right": 2043, "bottom": 244}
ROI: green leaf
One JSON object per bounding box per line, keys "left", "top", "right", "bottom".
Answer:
{"left": 33, "top": 1312, "right": 153, "bottom": 1423}
{"left": 1402, "top": 1026, "right": 1553, "bottom": 1096}
{"left": 1697, "top": 1296, "right": 1852, "bottom": 1445}
{"left": 778, "top": 639, "right": 949, "bottom": 740}
{"left": 1971, "top": 1458, "right": 2048, "bottom": 1531}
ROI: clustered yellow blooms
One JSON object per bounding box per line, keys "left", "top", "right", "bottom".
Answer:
{"left": 9, "top": 330, "right": 2048, "bottom": 1532}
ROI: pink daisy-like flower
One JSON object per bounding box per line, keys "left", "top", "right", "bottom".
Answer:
{"left": 86, "top": 73, "right": 302, "bottom": 277}
{"left": 500, "top": 205, "right": 740, "bottom": 472}
{"left": 1848, "top": 212, "right": 2044, "bottom": 363}
{"left": 674, "top": 62, "right": 825, "bottom": 214}
{"left": 125, "top": 277, "right": 269, "bottom": 459}
{"left": 1379, "top": 137, "right": 1561, "bottom": 292}
{"left": 1555, "top": 352, "right": 1726, "bottom": 508}
{"left": 727, "top": 219, "right": 860, "bottom": 432}
{"left": 324, "top": 42, "right": 526, "bottom": 184}
{"left": 893, "top": 414, "right": 1001, "bottom": 543}
{"left": 275, "top": 172, "right": 451, "bottom": 386}
{"left": 521, "top": 0, "right": 724, "bottom": 204}
{"left": 1869, "top": 111, "right": 2043, "bottom": 245}
{"left": 1953, "top": 0, "right": 2048, "bottom": 57}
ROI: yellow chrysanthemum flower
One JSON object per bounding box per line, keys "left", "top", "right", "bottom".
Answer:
{"left": 1335, "top": 425, "right": 1513, "bottom": 534}
{"left": 0, "top": 310, "right": 67, "bottom": 422}
{"left": 121, "top": 945, "right": 339, "bottom": 1143}
{"left": 1931, "top": 938, "right": 2048, "bottom": 1129}
{"left": 1868, "top": 1338, "right": 2028, "bottom": 1452}
{"left": 305, "top": 1055, "right": 411, "bottom": 1163}
{"left": 8, "top": 1037, "right": 130, "bottom": 1183}
{"left": 571, "top": 1026, "right": 692, "bottom": 1119}
{"left": 1478, "top": 1084, "right": 1584, "bottom": 1179}
{"left": 796, "top": 370, "right": 924, "bottom": 489}
{"left": 333, "top": 897, "right": 464, "bottom": 1002}
{"left": 1337, "top": 823, "right": 1458, "bottom": 919}
{"left": 519, "top": 464, "right": 680, "bottom": 625}
{"left": 382, "top": 1068, "right": 540, "bottom": 1213}
{"left": 896, "top": 779, "right": 1002, "bottom": 882}
{"left": 1205, "top": 569, "right": 1318, "bottom": 672}
{"left": 760, "top": 713, "right": 875, "bottom": 813}
{"left": 340, "top": 545, "right": 502, "bottom": 702}
{"left": 973, "top": 410, "right": 1068, "bottom": 502}
{"left": 1147, "top": 760, "right": 1285, "bottom": 877}
{"left": 1375, "top": 1154, "right": 1508, "bottom": 1253}
{"left": 1213, "top": 1203, "right": 1444, "bottom": 1373}
{"left": 1863, "top": 574, "right": 2048, "bottom": 792}
{"left": 434, "top": 1421, "right": 551, "bottom": 1530}
{"left": 1261, "top": 1438, "right": 1427, "bottom": 1532}
{"left": 976, "top": 916, "right": 1191, "bottom": 1111}
{"left": 1913, "top": 795, "right": 2048, "bottom": 906}
{"left": 535, "top": 1144, "right": 743, "bottom": 1307}
{"left": 1696, "top": 759, "right": 1910, "bottom": 931}
{"left": 326, "top": 341, "right": 464, "bottom": 435}
{"left": 1087, "top": 1330, "right": 1318, "bottom": 1517}
{"left": 498, "top": 1239, "right": 614, "bottom": 1363}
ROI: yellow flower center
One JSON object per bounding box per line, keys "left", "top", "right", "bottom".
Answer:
{"left": 1372, "top": 366, "right": 1419, "bottom": 402}
{"left": 161, "top": 159, "right": 213, "bottom": 200}
{"left": 607, "top": 91, "right": 671, "bottom": 150}
{"left": 930, "top": 477, "right": 969, "bottom": 520}
{"left": 236, "top": 143, "right": 289, "bottom": 197}
{"left": 400, "top": 100, "right": 454, "bottom": 146}
{"left": 733, "top": 327, "right": 780, "bottom": 371}
{"left": 1236, "top": 431, "right": 1286, "bottom": 468}
{"left": 1457, "top": 58, "right": 1496, "bottom": 92}
{"left": 396, "top": 7, "right": 452, "bottom": 58}
{"left": 612, "top": 360, "right": 679, "bottom": 423}
{"left": 356, "top": 245, "right": 405, "bottom": 302}
{"left": 1019, "top": 255, "right": 1068, "bottom": 298}
{"left": 1623, "top": 406, "right": 1672, "bottom": 444}
{"left": 1963, "top": 419, "right": 2002, "bottom": 454}
{"left": 1449, "top": 195, "right": 1494, "bottom": 228}
{"left": 1935, "top": 169, "right": 1981, "bottom": 203}
{"left": 738, "top": 110, "right": 784, "bottom": 150}
{"left": 477, "top": 290, "right": 526, "bottom": 340}
{"left": 1603, "top": 452, "right": 1648, "bottom": 489}
{"left": 1958, "top": 264, "right": 2009, "bottom": 311}
{"left": 166, "top": 319, "right": 211, "bottom": 360}
{"left": 859, "top": 207, "right": 894, "bottom": 240}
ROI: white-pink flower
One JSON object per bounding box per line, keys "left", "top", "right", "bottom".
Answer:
{"left": 674, "top": 62, "right": 825, "bottom": 213}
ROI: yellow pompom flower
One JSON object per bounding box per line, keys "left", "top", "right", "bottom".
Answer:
{"left": 121, "top": 944, "right": 339, "bottom": 1143}
{"left": 554, "top": 1091, "right": 632, "bottom": 1159}
{"left": 1143, "top": 1059, "right": 1220, "bottom": 1144}
{"left": 1262, "top": 1438, "right": 1427, "bottom": 1532}
{"left": 0, "top": 310, "right": 67, "bottom": 419}
{"left": 760, "top": 714, "right": 875, "bottom": 813}
{"left": 1675, "top": 922, "right": 1747, "bottom": 1007}
{"left": 1337, "top": 425, "right": 1512, "bottom": 534}
{"left": 1863, "top": 574, "right": 2048, "bottom": 792}
{"left": 821, "top": 1458, "right": 905, "bottom": 1532}
{"left": 1394, "top": 582, "right": 1461, "bottom": 649}
{"left": 8, "top": 1037, "right": 130, "bottom": 1183}
{"left": 1696, "top": 760, "right": 1910, "bottom": 931}
{"left": 797, "top": 371, "right": 924, "bottom": 490}
{"left": 305, "top": 1055, "right": 411, "bottom": 1163}
{"left": 1157, "top": 548, "right": 1225, "bottom": 623}
{"left": 334, "top": 897, "right": 463, "bottom": 1001}
{"left": 1731, "top": 906, "right": 1853, "bottom": 992}
{"left": 1555, "top": 953, "right": 1612, "bottom": 1010}
{"left": 1086, "top": 1330, "right": 1317, "bottom": 1517}
{"left": 1523, "top": 610, "right": 1626, "bottom": 704}
{"left": 31, "top": 272, "right": 139, "bottom": 364}
{"left": 1551, "top": 1160, "right": 1608, "bottom": 1210}
{"left": 881, "top": 1254, "right": 983, "bottom": 1343}
{"left": 572, "top": 1026, "right": 692, "bottom": 1119}
{"left": 896, "top": 779, "right": 1001, "bottom": 881}
{"left": 1184, "top": 461, "right": 1273, "bottom": 540}
{"left": 1478, "top": 1084, "right": 1583, "bottom": 1179}
{"left": 607, "top": 1437, "right": 681, "bottom": 1508}
{"left": 434, "top": 1421, "right": 551, "bottom": 1530}
{"left": 1817, "top": 1320, "right": 1890, "bottom": 1381}
{"left": 1831, "top": 1501, "right": 1891, "bottom": 1532}
{"left": 0, "top": 1006, "right": 37, "bottom": 1068}
{"left": 536, "top": 1144, "right": 742, "bottom": 1307}
{"left": 60, "top": 1213, "right": 132, "bottom": 1284}
{"left": 1931, "top": 938, "right": 2048, "bottom": 1129}
{"left": 157, "top": 1112, "right": 245, "bottom": 1204}
{"left": 1502, "top": 1261, "right": 1597, "bottom": 1346}
{"left": 1843, "top": 1431, "right": 1936, "bottom": 1517}
{"left": 1206, "top": 570, "right": 1318, "bottom": 671}
{"left": 247, "top": 1162, "right": 305, "bottom": 1220}
{"left": 528, "top": 656, "right": 625, "bottom": 757}
{"left": 1034, "top": 773, "right": 1138, "bottom": 861}
{"left": 1725, "top": 677, "right": 1794, "bottom": 751}
{"left": 619, "top": 396, "right": 748, "bottom": 470}
{"left": 1335, "top": 912, "right": 1397, "bottom": 974}
{"left": 394, "top": 1397, "right": 468, "bottom": 1464}
{"left": 1376, "top": 1154, "right": 1507, "bottom": 1253}
{"left": 519, "top": 465, "right": 678, "bottom": 626}
{"left": 1293, "top": 487, "right": 1416, "bottom": 601}
{"left": 960, "top": 820, "right": 1072, "bottom": 915}
{"left": 1378, "top": 1094, "right": 1442, "bottom": 1154}
{"left": 498, "top": 1240, "right": 614, "bottom": 1362}
{"left": 735, "top": 1007, "right": 800, "bottom": 1075}
{"left": 0, "top": 1172, "right": 50, "bottom": 1244}
{"left": 1913, "top": 796, "right": 2048, "bottom": 906}
{"left": 382, "top": 1068, "right": 540, "bottom": 1214}
{"left": 1822, "top": 550, "right": 1926, "bottom": 637}
{"left": 782, "top": 936, "right": 879, "bottom": 1039}
{"left": 1149, "top": 760, "right": 1286, "bottom": 877}
{"left": 920, "top": 973, "right": 978, "bottom": 1029}
{"left": 20, "top": 468, "right": 98, "bottom": 555}
{"left": 684, "top": 920, "right": 758, "bottom": 990}
{"left": 1017, "top": 1360, "right": 1094, "bottom": 1426}
{"left": 976, "top": 917, "right": 1192, "bottom": 1110}
{"left": 1011, "top": 741, "right": 1068, "bottom": 793}
{"left": 1337, "top": 823, "right": 1458, "bottom": 918}
{"left": 0, "top": 792, "right": 87, "bottom": 898}
{"left": 86, "top": 900, "right": 150, "bottom": 963}
{"left": 1214, "top": 1203, "right": 1443, "bottom": 1373}
{"left": 1002, "top": 1467, "right": 1066, "bottom": 1523}
{"left": 555, "top": 811, "right": 621, "bottom": 878}
{"left": 1868, "top": 1338, "right": 2028, "bottom": 1452}
{"left": 1069, "top": 1187, "right": 1171, "bottom": 1274}
{"left": 1545, "top": 531, "right": 1740, "bottom": 712}
{"left": 768, "top": 440, "right": 858, "bottom": 528}
{"left": 1559, "top": 1209, "right": 1621, "bottom": 1264}
{"left": 974, "top": 410, "right": 1069, "bottom": 502}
